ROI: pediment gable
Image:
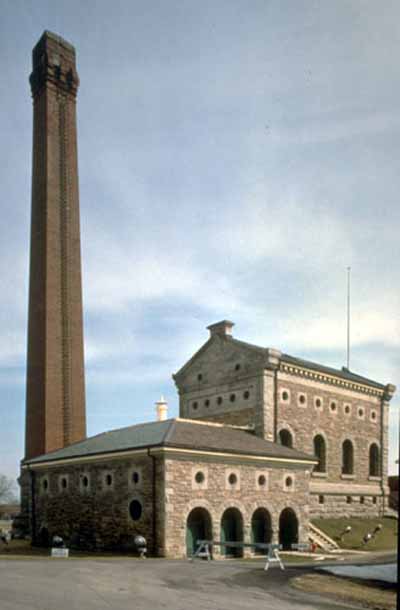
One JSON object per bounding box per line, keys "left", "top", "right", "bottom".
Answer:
{"left": 173, "top": 335, "right": 266, "bottom": 386}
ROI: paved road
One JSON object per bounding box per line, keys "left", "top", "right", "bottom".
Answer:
{"left": 0, "top": 557, "right": 367, "bottom": 610}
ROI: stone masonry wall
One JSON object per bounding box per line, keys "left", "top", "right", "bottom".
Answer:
{"left": 29, "top": 454, "right": 160, "bottom": 551}
{"left": 309, "top": 491, "right": 384, "bottom": 518}
{"left": 276, "top": 372, "right": 386, "bottom": 516}
{"left": 163, "top": 455, "right": 311, "bottom": 558}
{"left": 177, "top": 336, "right": 265, "bottom": 429}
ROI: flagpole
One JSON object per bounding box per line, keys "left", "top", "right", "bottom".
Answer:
{"left": 347, "top": 267, "right": 351, "bottom": 370}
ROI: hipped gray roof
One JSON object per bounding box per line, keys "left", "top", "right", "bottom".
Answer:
{"left": 24, "top": 418, "right": 315, "bottom": 466}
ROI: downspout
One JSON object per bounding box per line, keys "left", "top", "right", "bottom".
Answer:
{"left": 148, "top": 448, "right": 157, "bottom": 555}
{"left": 29, "top": 468, "right": 36, "bottom": 545}
{"left": 273, "top": 369, "right": 278, "bottom": 443}
{"left": 379, "top": 393, "right": 386, "bottom": 518}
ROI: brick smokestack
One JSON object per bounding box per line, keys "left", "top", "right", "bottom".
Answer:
{"left": 25, "top": 31, "right": 86, "bottom": 459}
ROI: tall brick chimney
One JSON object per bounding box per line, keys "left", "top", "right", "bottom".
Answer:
{"left": 25, "top": 31, "right": 86, "bottom": 459}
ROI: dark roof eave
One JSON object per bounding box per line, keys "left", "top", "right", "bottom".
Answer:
{"left": 24, "top": 442, "right": 316, "bottom": 467}
{"left": 23, "top": 441, "right": 164, "bottom": 466}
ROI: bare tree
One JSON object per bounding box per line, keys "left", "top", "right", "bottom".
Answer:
{"left": 0, "top": 474, "right": 17, "bottom": 504}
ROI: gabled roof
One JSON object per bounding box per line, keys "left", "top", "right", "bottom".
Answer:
{"left": 173, "top": 322, "right": 387, "bottom": 391}
{"left": 24, "top": 418, "right": 316, "bottom": 466}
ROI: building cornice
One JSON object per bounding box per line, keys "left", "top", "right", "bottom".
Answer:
{"left": 280, "top": 362, "right": 385, "bottom": 398}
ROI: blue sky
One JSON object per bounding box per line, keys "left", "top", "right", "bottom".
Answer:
{"left": 0, "top": 1, "right": 399, "bottom": 484}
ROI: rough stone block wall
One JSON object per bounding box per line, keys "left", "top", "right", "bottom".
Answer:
{"left": 309, "top": 492, "right": 384, "bottom": 518}
{"left": 30, "top": 454, "right": 158, "bottom": 551}
{"left": 163, "top": 456, "right": 311, "bottom": 558}
{"left": 276, "top": 373, "right": 386, "bottom": 517}
{"left": 176, "top": 336, "right": 264, "bottom": 429}
{"left": 193, "top": 408, "right": 255, "bottom": 427}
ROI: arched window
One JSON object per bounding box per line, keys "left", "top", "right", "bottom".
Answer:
{"left": 278, "top": 429, "right": 293, "bottom": 448}
{"left": 313, "top": 435, "right": 326, "bottom": 473}
{"left": 369, "top": 444, "right": 380, "bottom": 477}
{"left": 342, "top": 439, "right": 354, "bottom": 475}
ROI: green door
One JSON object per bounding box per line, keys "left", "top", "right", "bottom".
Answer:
{"left": 186, "top": 509, "right": 208, "bottom": 557}
{"left": 251, "top": 508, "right": 272, "bottom": 554}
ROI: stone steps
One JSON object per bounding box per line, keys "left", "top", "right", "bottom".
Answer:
{"left": 309, "top": 523, "right": 339, "bottom": 551}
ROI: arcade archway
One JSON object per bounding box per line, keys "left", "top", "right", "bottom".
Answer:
{"left": 220, "top": 507, "right": 243, "bottom": 557}
{"left": 251, "top": 508, "right": 272, "bottom": 554}
{"left": 279, "top": 508, "right": 298, "bottom": 550}
{"left": 186, "top": 507, "right": 212, "bottom": 557}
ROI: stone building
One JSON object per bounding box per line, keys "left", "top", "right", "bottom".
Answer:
{"left": 173, "top": 320, "right": 396, "bottom": 518}
{"left": 22, "top": 418, "right": 316, "bottom": 557}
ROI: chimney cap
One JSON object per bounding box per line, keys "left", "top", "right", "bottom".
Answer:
{"left": 156, "top": 396, "right": 168, "bottom": 421}
{"left": 207, "top": 320, "right": 234, "bottom": 338}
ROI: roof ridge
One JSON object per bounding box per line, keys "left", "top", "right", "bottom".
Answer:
{"left": 163, "top": 419, "right": 177, "bottom": 443}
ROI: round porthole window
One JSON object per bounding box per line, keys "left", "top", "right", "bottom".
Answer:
{"left": 315, "top": 398, "right": 322, "bottom": 408}
{"left": 243, "top": 390, "right": 250, "bottom": 400}
{"left": 358, "top": 408, "right": 364, "bottom": 417}
{"left": 129, "top": 500, "right": 142, "bottom": 521}
{"left": 282, "top": 391, "right": 289, "bottom": 401}
{"left": 217, "top": 396, "right": 223, "bottom": 405}
{"left": 344, "top": 405, "right": 351, "bottom": 414}
{"left": 230, "top": 394, "right": 236, "bottom": 402}
{"left": 228, "top": 473, "right": 237, "bottom": 485}
{"left": 330, "top": 401, "right": 337, "bottom": 412}
{"left": 132, "top": 471, "right": 140, "bottom": 484}
{"left": 192, "top": 401, "right": 198, "bottom": 410}
{"left": 299, "top": 394, "right": 306, "bottom": 405}
{"left": 195, "top": 471, "right": 205, "bottom": 484}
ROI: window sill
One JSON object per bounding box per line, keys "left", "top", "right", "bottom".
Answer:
{"left": 368, "top": 476, "right": 381, "bottom": 481}
{"left": 311, "top": 471, "right": 327, "bottom": 478}
{"left": 341, "top": 474, "right": 355, "bottom": 480}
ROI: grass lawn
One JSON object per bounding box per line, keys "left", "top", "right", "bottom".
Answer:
{"left": 311, "top": 517, "right": 398, "bottom": 551}
{"left": 291, "top": 573, "right": 396, "bottom": 610}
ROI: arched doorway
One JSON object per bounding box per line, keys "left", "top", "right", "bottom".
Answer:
{"left": 186, "top": 507, "right": 212, "bottom": 557}
{"left": 37, "top": 526, "right": 50, "bottom": 547}
{"left": 220, "top": 508, "right": 243, "bottom": 557}
{"left": 251, "top": 508, "right": 272, "bottom": 554}
{"left": 279, "top": 508, "right": 298, "bottom": 550}
{"left": 279, "top": 429, "right": 293, "bottom": 448}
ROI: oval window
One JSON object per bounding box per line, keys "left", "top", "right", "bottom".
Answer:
{"left": 129, "top": 500, "right": 142, "bottom": 521}
{"left": 195, "top": 471, "right": 205, "bottom": 484}
{"left": 258, "top": 474, "right": 266, "bottom": 487}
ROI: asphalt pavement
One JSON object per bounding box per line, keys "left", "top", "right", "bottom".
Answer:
{"left": 0, "top": 555, "right": 384, "bottom": 610}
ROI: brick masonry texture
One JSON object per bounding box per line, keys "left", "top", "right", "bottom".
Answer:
{"left": 25, "top": 32, "right": 86, "bottom": 460}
